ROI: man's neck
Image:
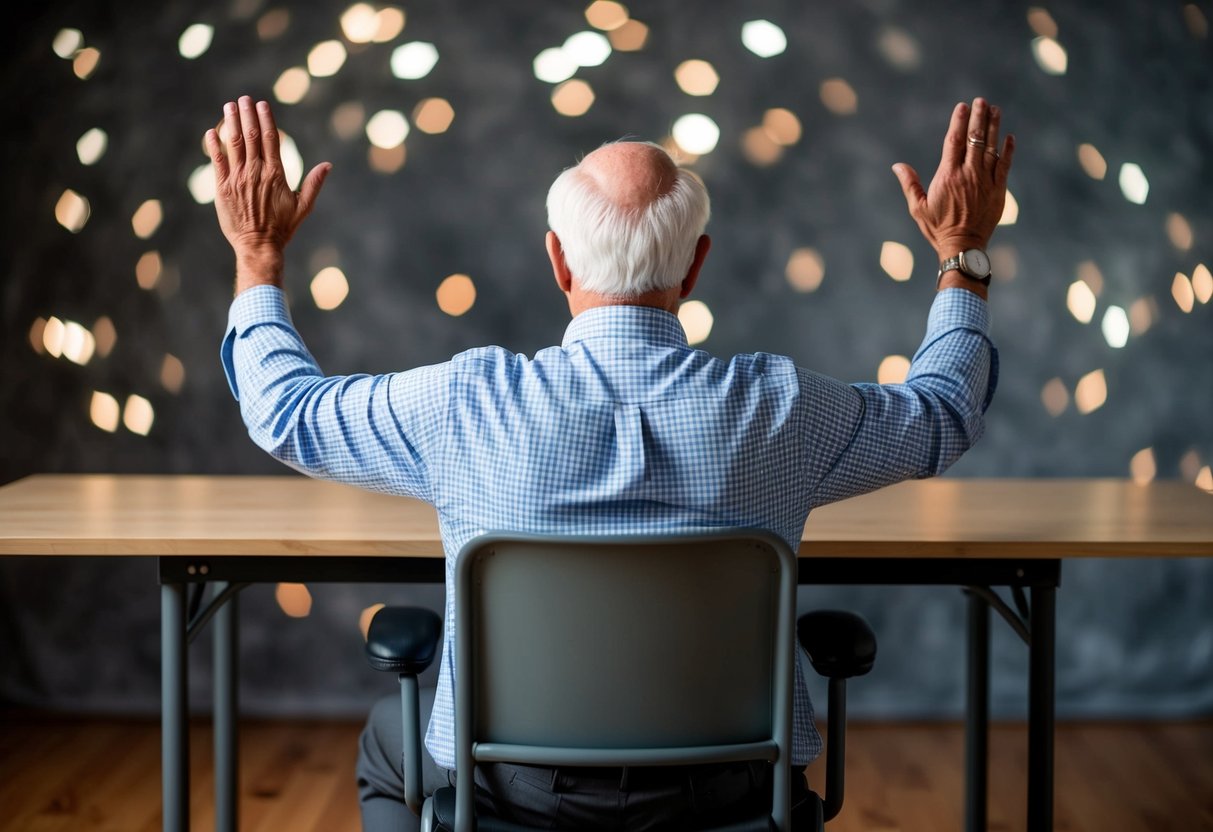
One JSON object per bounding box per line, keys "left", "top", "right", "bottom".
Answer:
{"left": 567, "top": 286, "right": 681, "bottom": 318}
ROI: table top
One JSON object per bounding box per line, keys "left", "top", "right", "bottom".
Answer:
{"left": 0, "top": 474, "right": 1209, "bottom": 558}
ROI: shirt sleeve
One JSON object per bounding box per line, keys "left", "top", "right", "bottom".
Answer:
{"left": 802, "top": 288, "right": 999, "bottom": 509}
{"left": 219, "top": 284, "right": 448, "bottom": 502}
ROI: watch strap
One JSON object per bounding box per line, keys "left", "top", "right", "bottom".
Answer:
{"left": 937, "top": 256, "right": 992, "bottom": 287}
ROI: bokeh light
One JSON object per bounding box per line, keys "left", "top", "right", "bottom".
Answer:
{"left": 1172, "top": 272, "right": 1195, "bottom": 313}
{"left": 360, "top": 603, "right": 386, "bottom": 640}
{"left": 1031, "top": 36, "right": 1067, "bottom": 75}
{"left": 331, "top": 101, "right": 367, "bottom": 140}
{"left": 1166, "top": 213, "right": 1193, "bottom": 251}
{"left": 1041, "top": 378, "right": 1069, "bottom": 417}
{"left": 77, "top": 128, "right": 108, "bottom": 165}
{"left": 534, "top": 47, "right": 577, "bottom": 84}
{"left": 368, "top": 143, "right": 407, "bottom": 173}
{"left": 92, "top": 317, "right": 116, "bottom": 358}
{"left": 273, "top": 67, "right": 311, "bottom": 104}
{"left": 187, "top": 163, "right": 215, "bottom": 203}
{"left": 1027, "top": 7, "right": 1059, "bottom": 38}
{"left": 674, "top": 60, "right": 719, "bottom": 96}
{"left": 1074, "top": 369, "right": 1108, "bottom": 415}
{"left": 413, "top": 98, "right": 455, "bottom": 134}
{"left": 55, "top": 189, "right": 91, "bottom": 233}
{"left": 391, "top": 41, "right": 439, "bottom": 79}
{"left": 1066, "top": 280, "right": 1097, "bottom": 324}
{"left": 436, "top": 274, "right": 476, "bottom": 316}
{"left": 1101, "top": 306, "right": 1130, "bottom": 349}
{"left": 742, "top": 127, "right": 782, "bottom": 166}
{"left": 52, "top": 28, "right": 84, "bottom": 59}
{"left": 762, "top": 108, "right": 801, "bottom": 145}
{"left": 366, "top": 109, "right": 409, "bottom": 148}
{"left": 785, "top": 248, "right": 825, "bottom": 292}
{"left": 132, "top": 199, "right": 163, "bottom": 239}
{"left": 1077, "top": 143, "right": 1107, "bottom": 180}
{"left": 90, "top": 392, "right": 120, "bottom": 433}
{"left": 178, "top": 24, "right": 214, "bottom": 59}
{"left": 1129, "top": 447, "right": 1156, "bottom": 485}
{"left": 123, "top": 395, "right": 155, "bottom": 436}
{"left": 608, "top": 19, "right": 648, "bottom": 50}
{"left": 671, "top": 114, "right": 719, "bottom": 155}
{"left": 586, "top": 1, "right": 629, "bottom": 31}
{"left": 877, "top": 27, "right": 921, "bottom": 71}
{"left": 276, "top": 583, "right": 313, "bottom": 618}
{"left": 1118, "top": 163, "right": 1149, "bottom": 204}
{"left": 73, "top": 47, "right": 101, "bottom": 80}
{"left": 1192, "top": 264, "right": 1212, "bottom": 304}
{"left": 820, "top": 78, "right": 858, "bottom": 115}
{"left": 563, "top": 31, "right": 612, "bottom": 67}
{"left": 161, "top": 354, "right": 186, "bottom": 394}
{"left": 373, "top": 7, "right": 406, "bottom": 42}
{"left": 999, "top": 191, "right": 1019, "bottom": 225}
{"left": 879, "top": 241, "right": 913, "bottom": 282}
{"left": 551, "top": 80, "right": 595, "bottom": 116}
{"left": 311, "top": 267, "right": 350, "bottom": 310}
{"left": 257, "top": 9, "right": 290, "bottom": 40}
{"left": 308, "top": 40, "right": 348, "bottom": 77}
{"left": 136, "top": 252, "right": 163, "bottom": 290}
{"left": 341, "top": 4, "right": 379, "bottom": 43}
{"left": 678, "top": 300, "right": 713, "bottom": 345}
{"left": 877, "top": 355, "right": 911, "bottom": 384}
{"left": 741, "top": 20, "right": 787, "bottom": 57}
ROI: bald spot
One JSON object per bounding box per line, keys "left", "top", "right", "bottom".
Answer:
{"left": 578, "top": 142, "right": 677, "bottom": 212}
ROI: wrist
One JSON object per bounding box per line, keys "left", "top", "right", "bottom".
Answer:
{"left": 234, "top": 249, "right": 285, "bottom": 295}
{"left": 937, "top": 270, "right": 989, "bottom": 300}
{"left": 934, "top": 237, "right": 986, "bottom": 261}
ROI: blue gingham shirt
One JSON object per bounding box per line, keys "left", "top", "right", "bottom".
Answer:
{"left": 222, "top": 285, "right": 997, "bottom": 769}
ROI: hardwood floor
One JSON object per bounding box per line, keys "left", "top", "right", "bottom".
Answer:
{"left": 1, "top": 714, "right": 1210, "bottom": 831}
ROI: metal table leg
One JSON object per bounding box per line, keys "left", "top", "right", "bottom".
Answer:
{"left": 965, "top": 591, "right": 989, "bottom": 832}
{"left": 162, "top": 582, "right": 189, "bottom": 832}
{"left": 1027, "top": 585, "right": 1056, "bottom": 831}
{"left": 214, "top": 582, "right": 239, "bottom": 832}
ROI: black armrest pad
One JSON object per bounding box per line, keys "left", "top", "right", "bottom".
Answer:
{"left": 797, "top": 610, "right": 877, "bottom": 679}
{"left": 365, "top": 606, "right": 443, "bottom": 675}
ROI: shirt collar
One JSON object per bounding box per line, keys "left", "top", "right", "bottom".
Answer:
{"left": 561, "top": 305, "right": 690, "bottom": 349}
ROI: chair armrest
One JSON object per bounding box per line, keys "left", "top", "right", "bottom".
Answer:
{"left": 365, "top": 606, "right": 443, "bottom": 675}
{"left": 797, "top": 610, "right": 876, "bottom": 679}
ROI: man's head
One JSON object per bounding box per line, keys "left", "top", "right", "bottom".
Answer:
{"left": 546, "top": 141, "right": 711, "bottom": 314}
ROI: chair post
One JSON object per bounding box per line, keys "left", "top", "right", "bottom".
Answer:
{"left": 399, "top": 673, "right": 425, "bottom": 815}
{"left": 822, "top": 676, "right": 847, "bottom": 821}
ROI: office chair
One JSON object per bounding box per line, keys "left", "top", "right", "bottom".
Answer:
{"left": 365, "top": 531, "right": 876, "bottom": 831}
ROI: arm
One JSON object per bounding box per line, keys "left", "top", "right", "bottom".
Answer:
{"left": 209, "top": 98, "right": 445, "bottom": 499}
{"left": 807, "top": 98, "right": 1013, "bottom": 508}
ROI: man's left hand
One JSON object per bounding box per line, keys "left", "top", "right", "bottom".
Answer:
{"left": 206, "top": 95, "right": 331, "bottom": 293}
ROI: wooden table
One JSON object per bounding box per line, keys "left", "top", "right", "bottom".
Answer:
{"left": 2, "top": 474, "right": 1210, "bottom": 832}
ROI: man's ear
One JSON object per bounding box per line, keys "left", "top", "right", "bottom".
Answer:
{"left": 680, "top": 234, "right": 711, "bottom": 298}
{"left": 546, "top": 231, "right": 573, "bottom": 294}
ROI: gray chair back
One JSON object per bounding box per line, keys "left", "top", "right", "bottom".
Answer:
{"left": 452, "top": 530, "right": 798, "bottom": 831}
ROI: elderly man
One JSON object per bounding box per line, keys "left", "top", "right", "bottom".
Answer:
{"left": 208, "top": 94, "right": 1012, "bottom": 830}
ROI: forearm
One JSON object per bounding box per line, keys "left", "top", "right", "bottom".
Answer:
{"left": 234, "top": 247, "right": 285, "bottom": 295}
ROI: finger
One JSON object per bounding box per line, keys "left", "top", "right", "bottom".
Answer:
{"left": 238, "top": 95, "right": 261, "bottom": 162}
{"left": 941, "top": 102, "right": 969, "bottom": 169}
{"left": 985, "top": 104, "right": 1001, "bottom": 151}
{"left": 204, "top": 128, "right": 230, "bottom": 183}
{"left": 995, "top": 134, "right": 1016, "bottom": 187}
{"left": 255, "top": 100, "right": 281, "bottom": 167}
{"left": 964, "top": 98, "right": 990, "bottom": 166}
{"left": 892, "top": 163, "right": 926, "bottom": 216}
{"left": 222, "top": 101, "right": 245, "bottom": 166}
{"left": 295, "top": 162, "right": 332, "bottom": 221}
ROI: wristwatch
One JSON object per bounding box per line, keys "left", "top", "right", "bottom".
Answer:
{"left": 937, "top": 248, "right": 992, "bottom": 286}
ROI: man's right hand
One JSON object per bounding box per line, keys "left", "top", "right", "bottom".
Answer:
{"left": 892, "top": 98, "right": 1014, "bottom": 266}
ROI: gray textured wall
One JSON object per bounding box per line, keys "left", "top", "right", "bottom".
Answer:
{"left": 1, "top": 0, "right": 1210, "bottom": 719}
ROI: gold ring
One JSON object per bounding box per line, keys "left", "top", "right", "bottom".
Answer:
{"left": 967, "top": 136, "right": 987, "bottom": 148}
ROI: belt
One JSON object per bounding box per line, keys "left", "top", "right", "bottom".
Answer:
{"left": 543, "top": 761, "right": 757, "bottom": 792}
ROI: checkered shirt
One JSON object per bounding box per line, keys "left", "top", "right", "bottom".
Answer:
{"left": 222, "top": 285, "right": 997, "bottom": 769}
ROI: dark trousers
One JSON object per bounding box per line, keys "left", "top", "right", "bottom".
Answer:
{"left": 356, "top": 692, "right": 809, "bottom": 831}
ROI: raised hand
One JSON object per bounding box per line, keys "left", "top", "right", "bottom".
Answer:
{"left": 892, "top": 98, "right": 1014, "bottom": 262}
{"left": 205, "top": 96, "right": 331, "bottom": 291}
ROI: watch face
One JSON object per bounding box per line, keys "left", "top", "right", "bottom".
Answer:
{"left": 962, "top": 249, "right": 991, "bottom": 277}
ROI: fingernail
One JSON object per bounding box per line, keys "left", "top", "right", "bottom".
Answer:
{"left": 257, "top": 100, "right": 268, "bottom": 112}
{"left": 224, "top": 102, "right": 235, "bottom": 115}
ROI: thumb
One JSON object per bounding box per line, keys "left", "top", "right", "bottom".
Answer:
{"left": 891, "top": 163, "right": 926, "bottom": 216}
{"left": 296, "top": 162, "right": 332, "bottom": 221}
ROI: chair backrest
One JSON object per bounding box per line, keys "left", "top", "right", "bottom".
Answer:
{"left": 452, "top": 530, "right": 798, "bottom": 831}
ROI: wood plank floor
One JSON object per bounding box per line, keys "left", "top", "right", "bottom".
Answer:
{"left": 1, "top": 714, "right": 1210, "bottom": 831}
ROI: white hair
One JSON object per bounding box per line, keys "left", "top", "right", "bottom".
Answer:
{"left": 545, "top": 143, "right": 711, "bottom": 297}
